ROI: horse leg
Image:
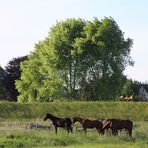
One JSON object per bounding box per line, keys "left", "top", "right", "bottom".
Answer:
{"left": 128, "top": 128, "right": 132, "bottom": 139}
{"left": 115, "top": 129, "right": 119, "bottom": 136}
{"left": 67, "top": 125, "right": 70, "bottom": 134}
{"left": 101, "top": 129, "right": 105, "bottom": 135}
{"left": 115, "top": 130, "right": 118, "bottom": 135}
{"left": 83, "top": 128, "right": 87, "bottom": 135}
{"left": 112, "top": 129, "right": 117, "bottom": 136}
{"left": 55, "top": 126, "right": 58, "bottom": 134}
{"left": 96, "top": 128, "right": 101, "bottom": 135}
{"left": 70, "top": 125, "right": 73, "bottom": 133}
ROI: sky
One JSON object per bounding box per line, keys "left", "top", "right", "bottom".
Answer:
{"left": 0, "top": 0, "right": 148, "bottom": 82}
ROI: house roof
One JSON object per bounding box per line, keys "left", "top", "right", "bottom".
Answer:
{"left": 142, "top": 84, "right": 148, "bottom": 92}
{"left": 133, "top": 83, "right": 148, "bottom": 95}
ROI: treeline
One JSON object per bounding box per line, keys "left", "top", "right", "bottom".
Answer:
{"left": 1, "top": 59, "right": 144, "bottom": 102}
{"left": 0, "top": 17, "right": 135, "bottom": 102}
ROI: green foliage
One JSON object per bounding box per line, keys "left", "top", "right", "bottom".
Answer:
{"left": 121, "top": 79, "right": 134, "bottom": 96}
{"left": 16, "top": 42, "right": 64, "bottom": 102}
{"left": 80, "top": 17, "right": 133, "bottom": 100}
{"left": 49, "top": 18, "right": 86, "bottom": 98}
{"left": 16, "top": 17, "right": 134, "bottom": 102}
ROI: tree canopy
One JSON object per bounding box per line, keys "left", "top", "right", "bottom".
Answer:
{"left": 5, "top": 56, "right": 28, "bottom": 100}
{"left": 16, "top": 17, "right": 134, "bottom": 102}
{"left": 0, "top": 66, "right": 6, "bottom": 98}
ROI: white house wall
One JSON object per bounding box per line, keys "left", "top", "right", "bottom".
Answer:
{"left": 139, "top": 87, "right": 148, "bottom": 99}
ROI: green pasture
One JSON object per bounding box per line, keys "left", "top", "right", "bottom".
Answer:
{"left": 0, "top": 121, "right": 148, "bottom": 148}
{"left": 0, "top": 101, "right": 147, "bottom": 147}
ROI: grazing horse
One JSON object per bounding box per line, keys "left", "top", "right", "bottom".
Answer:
{"left": 73, "top": 117, "right": 103, "bottom": 135}
{"left": 102, "top": 119, "right": 133, "bottom": 138}
{"left": 43, "top": 113, "right": 72, "bottom": 134}
{"left": 97, "top": 119, "right": 112, "bottom": 135}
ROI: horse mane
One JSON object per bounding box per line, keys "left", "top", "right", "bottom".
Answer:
{"left": 73, "top": 117, "right": 85, "bottom": 124}
{"left": 46, "top": 113, "right": 61, "bottom": 121}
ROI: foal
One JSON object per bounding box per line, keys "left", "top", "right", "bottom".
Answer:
{"left": 43, "top": 113, "right": 72, "bottom": 134}
{"left": 73, "top": 117, "right": 103, "bottom": 135}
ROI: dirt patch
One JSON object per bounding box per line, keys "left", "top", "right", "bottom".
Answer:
{"left": 0, "top": 122, "right": 54, "bottom": 131}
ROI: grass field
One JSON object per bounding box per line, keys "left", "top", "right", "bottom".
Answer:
{"left": 0, "top": 101, "right": 148, "bottom": 147}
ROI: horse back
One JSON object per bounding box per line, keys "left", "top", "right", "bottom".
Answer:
{"left": 83, "top": 119, "right": 102, "bottom": 129}
{"left": 53, "top": 118, "right": 66, "bottom": 127}
{"left": 110, "top": 119, "right": 133, "bottom": 130}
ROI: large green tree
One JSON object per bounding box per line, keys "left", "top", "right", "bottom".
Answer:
{"left": 16, "top": 41, "right": 64, "bottom": 102}
{"left": 16, "top": 17, "right": 133, "bottom": 102}
{"left": 78, "top": 17, "right": 134, "bottom": 99}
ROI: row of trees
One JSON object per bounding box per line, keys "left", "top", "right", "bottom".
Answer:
{"left": 0, "top": 60, "right": 140, "bottom": 101}
{"left": 13, "top": 17, "right": 134, "bottom": 102}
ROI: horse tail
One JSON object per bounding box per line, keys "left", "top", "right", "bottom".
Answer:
{"left": 127, "top": 120, "right": 133, "bottom": 138}
{"left": 65, "top": 118, "right": 73, "bottom": 133}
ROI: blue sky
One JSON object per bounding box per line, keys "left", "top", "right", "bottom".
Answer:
{"left": 0, "top": 0, "right": 148, "bottom": 82}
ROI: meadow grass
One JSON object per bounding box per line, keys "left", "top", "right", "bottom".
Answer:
{"left": 0, "top": 101, "right": 148, "bottom": 121}
{"left": 0, "top": 121, "right": 147, "bottom": 148}
{"left": 0, "top": 101, "right": 147, "bottom": 147}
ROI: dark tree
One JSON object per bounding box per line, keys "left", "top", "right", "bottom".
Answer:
{"left": 5, "top": 55, "right": 28, "bottom": 101}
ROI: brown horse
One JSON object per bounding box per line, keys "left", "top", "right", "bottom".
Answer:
{"left": 43, "top": 113, "right": 72, "bottom": 134}
{"left": 97, "top": 119, "right": 111, "bottom": 135}
{"left": 102, "top": 119, "right": 133, "bottom": 138}
{"left": 73, "top": 117, "right": 103, "bottom": 135}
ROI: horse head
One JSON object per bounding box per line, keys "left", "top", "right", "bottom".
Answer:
{"left": 43, "top": 113, "right": 53, "bottom": 121}
{"left": 73, "top": 117, "right": 84, "bottom": 124}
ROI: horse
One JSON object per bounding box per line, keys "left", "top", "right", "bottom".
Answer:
{"left": 97, "top": 118, "right": 112, "bottom": 135}
{"left": 98, "top": 118, "right": 121, "bottom": 135}
{"left": 73, "top": 117, "right": 103, "bottom": 135}
{"left": 102, "top": 119, "right": 133, "bottom": 138}
{"left": 43, "top": 113, "right": 73, "bottom": 134}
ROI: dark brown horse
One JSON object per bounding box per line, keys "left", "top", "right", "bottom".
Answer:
{"left": 73, "top": 117, "right": 103, "bottom": 135}
{"left": 43, "top": 113, "right": 72, "bottom": 134}
{"left": 102, "top": 119, "right": 133, "bottom": 138}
